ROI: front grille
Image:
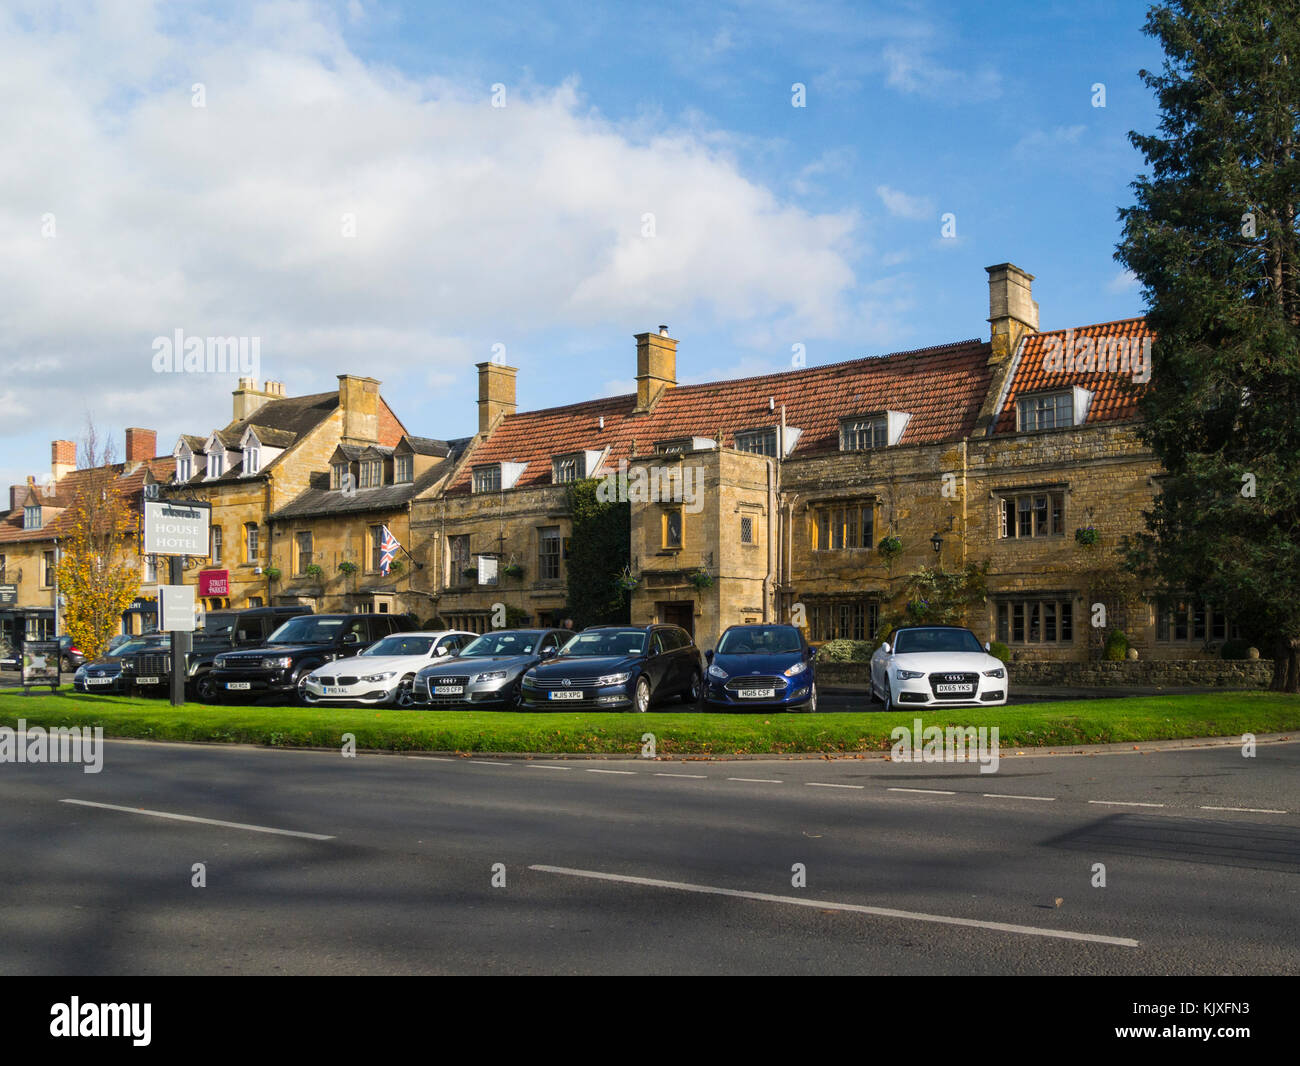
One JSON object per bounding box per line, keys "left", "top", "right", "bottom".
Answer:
{"left": 333, "top": 676, "right": 359, "bottom": 686}
{"left": 526, "top": 677, "right": 602, "bottom": 689}
{"left": 139, "top": 653, "right": 170, "bottom": 675}
{"left": 928, "top": 672, "right": 978, "bottom": 697}
{"left": 725, "top": 676, "right": 784, "bottom": 692}
{"left": 427, "top": 676, "right": 469, "bottom": 687}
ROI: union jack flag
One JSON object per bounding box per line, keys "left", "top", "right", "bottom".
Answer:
{"left": 378, "top": 525, "right": 401, "bottom": 575}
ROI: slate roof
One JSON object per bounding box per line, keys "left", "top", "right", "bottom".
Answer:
{"left": 992, "top": 318, "right": 1153, "bottom": 435}
{"left": 268, "top": 456, "right": 456, "bottom": 521}
{"left": 447, "top": 339, "right": 995, "bottom": 494}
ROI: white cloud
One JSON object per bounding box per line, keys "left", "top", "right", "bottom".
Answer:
{"left": 876, "top": 185, "right": 934, "bottom": 222}
{"left": 0, "top": 0, "right": 871, "bottom": 461}
{"left": 882, "top": 44, "right": 1000, "bottom": 101}
{"left": 1107, "top": 269, "right": 1140, "bottom": 294}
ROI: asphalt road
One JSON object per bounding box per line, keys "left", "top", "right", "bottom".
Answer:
{"left": 1, "top": 732, "right": 1297, "bottom": 975}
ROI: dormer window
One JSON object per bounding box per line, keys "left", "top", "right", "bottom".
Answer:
{"left": 395, "top": 455, "right": 413, "bottom": 484}
{"left": 359, "top": 459, "right": 382, "bottom": 488}
{"left": 245, "top": 447, "right": 260, "bottom": 474}
{"left": 177, "top": 456, "right": 192, "bottom": 482}
{"left": 553, "top": 454, "right": 581, "bottom": 484}
{"left": 736, "top": 429, "right": 777, "bottom": 456}
{"left": 207, "top": 451, "right": 224, "bottom": 479}
{"left": 1017, "top": 388, "right": 1092, "bottom": 432}
{"left": 331, "top": 462, "right": 349, "bottom": 491}
{"left": 655, "top": 437, "right": 715, "bottom": 455}
{"left": 23, "top": 506, "right": 40, "bottom": 530}
{"left": 473, "top": 466, "right": 502, "bottom": 493}
{"left": 840, "top": 412, "right": 908, "bottom": 452}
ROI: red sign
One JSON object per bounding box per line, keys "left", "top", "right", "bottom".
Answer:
{"left": 199, "top": 570, "right": 229, "bottom": 597}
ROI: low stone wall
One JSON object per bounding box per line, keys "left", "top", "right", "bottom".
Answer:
{"left": 817, "top": 659, "right": 1273, "bottom": 689}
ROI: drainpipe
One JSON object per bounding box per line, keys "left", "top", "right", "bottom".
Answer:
{"left": 764, "top": 458, "right": 774, "bottom": 623}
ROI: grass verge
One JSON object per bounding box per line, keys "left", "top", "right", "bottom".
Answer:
{"left": 0, "top": 688, "right": 1296, "bottom": 755}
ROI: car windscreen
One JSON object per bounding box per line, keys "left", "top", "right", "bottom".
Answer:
{"left": 199, "top": 613, "right": 237, "bottom": 637}
{"left": 560, "top": 630, "right": 647, "bottom": 657}
{"left": 717, "top": 626, "right": 802, "bottom": 655}
{"left": 362, "top": 635, "right": 436, "bottom": 657}
{"left": 267, "top": 617, "right": 348, "bottom": 644}
{"left": 460, "top": 631, "right": 541, "bottom": 657}
{"left": 108, "top": 641, "right": 148, "bottom": 659}
{"left": 892, "top": 629, "right": 983, "bottom": 655}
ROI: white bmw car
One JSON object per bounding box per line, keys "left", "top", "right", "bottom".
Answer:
{"left": 302, "top": 630, "right": 477, "bottom": 707}
{"left": 870, "top": 625, "right": 1008, "bottom": 711}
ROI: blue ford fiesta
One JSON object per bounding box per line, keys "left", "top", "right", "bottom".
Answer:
{"left": 704, "top": 624, "right": 818, "bottom": 711}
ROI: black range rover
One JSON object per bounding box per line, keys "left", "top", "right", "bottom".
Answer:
{"left": 206, "top": 613, "right": 417, "bottom": 703}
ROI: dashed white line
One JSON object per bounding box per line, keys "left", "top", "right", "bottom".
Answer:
{"left": 983, "top": 793, "right": 1056, "bottom": 802}
{"left": 60, "top": 799, "right": 334, "bottom": 840}
{"left": 655, "top": 773, "right": 708, "bottom": 779}
{"left": 586, "top": 768, "right": 636, "bottom": 775}
{"left": 529, "top": 865, "right": 1140, "bottom": 947}
{"left": 888, "top": 787, "right": 956, "bottom": 795}
{"left": 527, "top": 764, "right": 574, "bottom": 771}
{"left": 1088, "top": 800, "right": 1165, "bottom": 808}
{"left": 729, "top": 777, "right": 783, "bottom": 784}
{"left": 1200, "top": 805, "right": 1287, "bottom": 814}
{"left": 808, "top": 782, "right": 864, "bottom": 790}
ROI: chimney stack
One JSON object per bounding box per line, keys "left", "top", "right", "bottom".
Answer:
{"left": 125, "top": 428, "right": 157, "bottom": 467}
{"left": 476, "top": 362, "right": 518, "bottom": 435}
{"left": 634, "top": 328, "right": 677, "bottom": 413}
{"left": 51, "top": 439, "right": 75, "bottom": 482}
{"left": 338, "top": 374, "right": 381, "bottom": 445}
{"left": 233, "top": 378, "right": 282, "bottom": 423}
{"left": 986, "top": 263, "right": 1039, "bottom": 364}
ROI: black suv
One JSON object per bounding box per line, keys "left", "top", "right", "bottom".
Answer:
{"left": 520, "top": 624, "right": 704, "bottom": 712}
{"left": 121, "top": 606, "right": 312, "bottom": 699}
{"left": 205, "top": 613, "right": 418, "bottom": 703}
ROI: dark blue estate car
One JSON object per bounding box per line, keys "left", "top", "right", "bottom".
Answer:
{"left": 520, "top": 624, "right": 703, "bottom": 712}
{"left": 704, "top": 624, "right": 818, "bottom": 711}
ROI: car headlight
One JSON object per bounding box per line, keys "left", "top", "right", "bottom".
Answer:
{"left": 263, "top": 656, "right": 294, "bottom": 670}
{"left": 474, "top": 670, "right": 509, "bottom": 683}
{"left": 895, "top": 669, "right": 925, "bottom": 680}
{"left": 783, "top": 661, "right": 807, "bottom": 677}
{"left": 212, "top": 656, "right": 226, "bottom": 669}
{"left": 983, "top": 667, "right": 1005, "bottom": 678}
{"left": 120, "top": 660, "right": 135, "bottom": 674}
{"left": 73, "top": 666, "right": 86, "bottom": 680}
{"left": 707, "top": 664, "right": 728, "bottom": 680}
{"left": 361, "top": 671, "right": 396, "bottom": 683}
{"left": 187, "top": 660, "right": 201, "bottom": 676}
{"left": 595, "top": 671, "right": 632, "bottom": 686}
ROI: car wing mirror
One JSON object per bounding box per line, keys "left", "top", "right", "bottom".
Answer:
{"left": 342, "top": 632, "right": 360, "bottom": 645}
{"left": 984, "top": 641, "right": 991, "bottom": 652}
{"left": 880, "top": 641, "right": 891, "bottom": 654}
{"left": 705, "top": 649, "right": 714, "bottom": 663}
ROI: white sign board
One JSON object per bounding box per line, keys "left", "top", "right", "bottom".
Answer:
{"left": 157, "top": 584, "right": 197, "bottom": 632}
{"left": 143, "top": 499, "right": 211, "bottom": 556}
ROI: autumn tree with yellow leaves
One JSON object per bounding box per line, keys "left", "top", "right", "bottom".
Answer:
{"left": 55, "top": 426, "right": 141, "bottom": 663}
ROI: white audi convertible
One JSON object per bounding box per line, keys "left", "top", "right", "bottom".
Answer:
{"left": 869, "top": 625, "right": 1008, "bottom": 711}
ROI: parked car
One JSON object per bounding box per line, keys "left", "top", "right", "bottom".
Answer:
{"left": 704, "top": 623, "right": 818, "bottom": 711}
{"left": 120, "top": 606, "right": 312, "bottom": 699}
{"left": 57, "top": 635, "right": 86, "bottom": 672}
{"left": 519, "top": 624, "right": 703, "bottom": 712}
{"left": 414, "top": 628, "right": 571, "bottom": 709}
{"left": 301, "top": 630, "right": 477, "bottom": 707}
{"left": 869, "top": 625, "right": 1008, "bottom": 711}
{"left": 74, "top": 634, "right": 168, "bottom": 694}
{"left": 205, "top": 613, "right": 417, "bottom": 703}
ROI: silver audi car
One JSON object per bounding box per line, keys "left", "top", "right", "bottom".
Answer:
{"left": 413, "top": 628, "right": 571, "bottom": 709}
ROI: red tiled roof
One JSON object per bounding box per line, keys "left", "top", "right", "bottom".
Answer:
{"left": 0, "top": 457, "right": 172, "bottom": 544}
{"left": 993, "top": 318, "right": 1152, "bottom": 434}
{"left": 449, "top": 339, "right": 994, "bottom": 493}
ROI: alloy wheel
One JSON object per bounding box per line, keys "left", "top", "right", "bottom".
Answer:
{"left": 634, "top": 676, "right": 651, "bottom": 713}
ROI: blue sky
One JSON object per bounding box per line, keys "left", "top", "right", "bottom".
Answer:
{"left": 0, "top": 0, "right": 1163, "bottom": 484}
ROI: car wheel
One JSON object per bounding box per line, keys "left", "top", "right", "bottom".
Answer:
{"left": 679, "top": 670, "right": 701, "bottom": 705}
{"left": 394, "top": 676, "right": 417, "bottom": 709}
{"left": 508, "top": 677, "right": 523, "bottom": 710}
{"left": 296, "top": 671, "right": 313, "bottom": 705}
{"left": 633, "top": 676, "right": 651, "bottom": 713}
{"left": 881, "top": 682, "right": 894, "bottom": 713}
{"left": 806, "top": 683, "right": 818, "bottom": 713}
{"left": 195, "top": 673, "right": 220, "bottom": 703}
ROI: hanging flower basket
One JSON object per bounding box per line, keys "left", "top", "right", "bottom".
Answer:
{"left": 688, "top": 569, "right": 713, "bottom": 591}
{"left": 877, "top": 535, "right": 903, "bottom": 561}
{"left": 616, "top": 567, "right": 639, "bottom": 592}
{"left": 262, "top": 566, "right": 281, "bottom": 581}
{"left": 1074, "top": 526, "right": 1100, "bottom": 547}
{"left": 462, "top": 567, "right": 479, "bottom": 580}
{"left": 502, "top": 563, "right": 524, "bottom": 578}
{"left": 337, "top": 560, "right": 358, "bottom": 575}
{"left": 387, "top": 559, "right": 404, "bottom": 575}
{"left": 304, "top": 563, "right": 324, "bottom": 581}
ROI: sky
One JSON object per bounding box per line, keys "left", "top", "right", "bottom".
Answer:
{"left": 0, "top": 0, "right": 1164, "bottom": 487}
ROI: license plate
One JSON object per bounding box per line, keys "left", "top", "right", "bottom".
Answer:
{"left": 226, "top": 681, "right": 251, "bottom": 691}
{"left": 738, "top": 688, "right": 776, "bottom": 698}
{"left": 548, "top": 690, "right": 583, "bottom": 700}
{"left": 87, "top": 677, "right": 113, "bottom": 685}
{"left": 324, "top": 686, "right": 349, "bottom": 696}
{"left": 434, "top": 685, "right": 464, "bottom": 695}
{"left": 137, "top": 677, "right": 160, "bottom": 685}
{"left": 935, "top": 684, "right": 974, "bottom": 694}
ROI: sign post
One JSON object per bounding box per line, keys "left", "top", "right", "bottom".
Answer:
{"left": 143, "top": 499, "right": 210, "bottom": 706}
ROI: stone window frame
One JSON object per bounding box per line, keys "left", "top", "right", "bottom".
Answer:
{"left": 243, "top": 522, "right": 260, "bottom": 565}
{"left": 810, "top": 500, "right": 875, "bottom": 552}
{"left": 331, "top": 461, "right": 350, "bottom": 491}
{"left": 41, "top": 549, "right": 56, "bottom": 588}
{"left": 448, "top": 534, "right": 471, "bottom": 584}
{"left": 359, "top": 459, "right": 383, "bottom": 489}
{"left": 661, "top": 506, "right": 684, "bottom": 551}
{"left": 1153, "top": 598, "right": 1238, "bottom": 643}
{"left": 295, "top": 530, "right": 314, "bottom": 576}
{"left": 806, "top": 599, "right": 880, "bottom": 642}
{"left": 538, "top": 525, "right": 563, "bottom": 581}
{"left": 211, "top": 526, "right": 223, "bottom": 566}
{"left": 394, "top": 454, "right": 414, "bottom": 484}
{"left": 23, "top": 506, "right": 41, "bottom": 530}
{"left": 994, "top": 595, "right": 1076, "bottom": 645}
{"left": 994, "top": 484, "right": 1068, "bottom": 540}
{"left": 472, "top": 465, "right": 503, "bottom": 493}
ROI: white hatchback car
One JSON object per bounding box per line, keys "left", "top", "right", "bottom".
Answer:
{"left": 302, "top": 630, "right": 477, "bottom": 707}
{"left": 870, "top": 625, "right": 1008, "bottom": 712}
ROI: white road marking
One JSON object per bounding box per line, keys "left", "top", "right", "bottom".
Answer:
{"left": 1088, "top": 800, "right": 1165, "bottom": 808}
{"left": 728, "top": 777, "right": 783, "bottom": 784}
{"left": 586, "top": 769, "right": 636, "bottom": 775}
{"left": 60, "top": 799, "right": 334, "bottom": 840}
{"left": 406, "top": 756, "right": 457, "bottom": 762}
{"left": 888, "top": 787, "right": 956, "bottom": 795}
{"left": 983, "top": 793, "right": 1056, "bottom": 802}
{"left": 808, "top": 782, "right": 864, "bottom": 790}
{"left": 527, "top": 764, "right": 574, "bottom": 771}
{"left": 655, "top": 773, "right": 708, "bottom": 779}
{"left": 1200, "top": 805, "right": 1287, "bottom": 814}
{"left": 529, "top": 865, "right": 1140, "bottom": 948}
